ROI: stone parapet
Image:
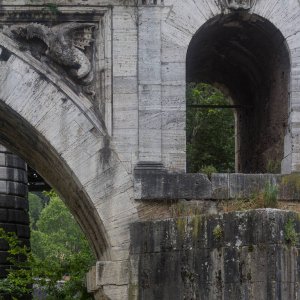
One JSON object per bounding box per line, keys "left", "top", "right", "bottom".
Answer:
{"left": 134, "top": 169, "right": 300, "bottom": 201}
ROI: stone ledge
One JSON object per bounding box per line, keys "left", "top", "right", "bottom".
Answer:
{"left": 134, "top": 167, "right": 300, "bottom": 201}
{"left": 134, "top": 164, "right": 212, "bottom": 200}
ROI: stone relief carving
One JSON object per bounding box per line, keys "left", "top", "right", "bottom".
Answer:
{"left": 223, "top": 0, "right": 255, "bottom": 10}
{"left": 8, "top": 22, "right": 95, "bottom": 84}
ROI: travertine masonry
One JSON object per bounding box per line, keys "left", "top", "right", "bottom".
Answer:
{"left": 1, "top": 0, "right": 300, "bottom": 299}
{"left": 131, "top": 209, "right": 300, "bottom": 300}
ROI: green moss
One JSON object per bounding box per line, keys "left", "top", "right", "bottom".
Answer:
{"left": 213, "top": 224, "right": 223, "bottom": 240}
{"left": 266, "top": 159, "right": 281, "bottom": 173}
{"left": 248, "top": 245, "right": 254, "bottom": 252}
{"left": 128, "top": 283, "right": 138, "bottom": 300}
{"left": 176, "top": 215, "right": 202, "bottom": 239}
{"left": 284, "top": 218, "right": 299, "bottom": 247}
{"left": 176, "top": 217, "right": 187, "bottom": 237}
{"left": 191, "top": 215, "right": 202, "bottom": 238}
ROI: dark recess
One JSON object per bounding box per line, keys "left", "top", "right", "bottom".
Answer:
{"left": 186, "top": 13, "right": 290, "bottom": 173}
{"left": 28, "top": 166, "right": 50, "bottom": 192}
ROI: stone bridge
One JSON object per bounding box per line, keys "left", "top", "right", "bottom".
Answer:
{"left": 1, "top": 0, "right": 300, "bottom": 299}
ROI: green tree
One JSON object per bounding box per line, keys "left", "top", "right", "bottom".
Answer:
{"left": 0, "top": 228, "right": 32, "bottom": 299}
{"left": 31, "top": 191, "right": 95, "bottom": 299}
{"left": 28, "top": 192, "right": 44, "bottom": 230}
{"left": 186, "top": 83, "right": 235, "bottom": 173}
{"left": 0, "top": 191, "right": 95, "bottom": 300}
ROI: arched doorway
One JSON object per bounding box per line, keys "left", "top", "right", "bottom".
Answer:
{"left": 186, "top": 13, "right": 290, "bottom": 173}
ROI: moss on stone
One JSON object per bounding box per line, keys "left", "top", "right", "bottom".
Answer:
{"left": 176, "top": 217, "right": 187, "bottom": 237}
{"left": 128, "top": 283, "right": 138, "bottom": 300}
{"left": 281, "top": 173, "right": 300, "bottom": 198}
{"left": 213, "top": 224, "right": 223, "bottom": 240}
{"left": 191, "top": 215, "right": 202, "bottom": 239}
{"left": 284, "top": 218, "right": 299, "bottom": 246}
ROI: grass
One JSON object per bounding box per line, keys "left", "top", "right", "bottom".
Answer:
{"left": 224, "top": 182, "right": 278, "bottom": 212}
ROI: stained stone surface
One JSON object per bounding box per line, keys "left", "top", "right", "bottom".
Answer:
{"left": 135, "top": 171, "right": 300, "bottom": 201}
{"left": 131, "top": 209, "right": 300, "bottom": 300}
{"left": 0, "top": 0, "right": 300, "bottom": 299}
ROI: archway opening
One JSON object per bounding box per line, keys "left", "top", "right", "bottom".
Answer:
{"left": 186, "top": 13, "right": 290, "bottom": 173}
{"left": 186, "top": 82, "right": 236, "bottom": 173}
{"left": 0, "top": 100, "right": 109, "bottom": 260}
{"left": 0, "top": 143, "right": 96, "bottom": 298}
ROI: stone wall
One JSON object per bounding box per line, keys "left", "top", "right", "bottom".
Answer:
{"left": 1, "top": 1, "right": 300, "bottom": 298}
{"left": 130, "top": 209, "right": 300, "bottom": 300}
{"left": 0, "top": 146, "right": 29, "bottom": 279}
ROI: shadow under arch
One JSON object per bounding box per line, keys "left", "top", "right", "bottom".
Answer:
{"left": 186, "top": 13, "right": 291, "bottom": 173}
{"left": 0, "top": 101, "right": 110, "bottom": 260}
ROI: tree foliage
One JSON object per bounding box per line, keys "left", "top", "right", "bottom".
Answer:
{"left": 186, "top": 83, "right": 235, "bottom": 173}
{"left": 0, "top": 228, "right": 32, "bottom": 299}
{"left": 28, "top": 193, "right": 45, "bottom": 230}
{"left": 31, "top": 191, "right": 95, "bottom": 299}
{"left": 0, "top": 191, "right": 95, "bottom": 300}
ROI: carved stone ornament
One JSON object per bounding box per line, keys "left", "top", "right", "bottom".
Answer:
{"left": 223, "top": 0, "right": 255, "bottom": 10}
{"left": 8, "top": 22, "right": 95, "bottom": 83}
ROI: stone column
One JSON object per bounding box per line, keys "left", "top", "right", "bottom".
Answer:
{"left": 0, "top": 145, "right": 29, "bottom": 280}
{"left": 138, "top": 4, "right": 162, "bottom": 164}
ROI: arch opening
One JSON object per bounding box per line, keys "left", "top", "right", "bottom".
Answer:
{"left": 0, "top": 101, "right": 110, "bottom": 260}
{"left": 186, "top": 13, "right": 290, "bottom": 173}
{"left": 186, "top": 82, "right": 236, "bottom": 173}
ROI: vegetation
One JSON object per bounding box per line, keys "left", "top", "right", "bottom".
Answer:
{"left": 0, "top": 191, "right": 95, "bottom": 299}
{"left": 263, "top": 182, "right": 278, "bottom": 208}
{"left": 284, "top": 218, "right": 299, "bottom": 247}
{"left": 29, "top": 192, "right": 45, "bottom": 230}
{"left": 266, "top": 159, "right": 281, "bottom": 174}
{"left": 0, "top": 228, "right": 32, "bottom": 299}
{"left": 186, "top": 82, "right": 235, "bottom": 173}
{"left": 224, "top": 182, "right": 278, "bottom": 212}
{"left": 199, "top": 165, "right": 217, "bottom": 179}
{"left": 213, "top": 225, "right": 223, "bottom": 240}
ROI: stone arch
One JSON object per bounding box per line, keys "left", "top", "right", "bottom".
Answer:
{"left": 186, "top": 13, "right": 290, "bottom": 173}
{"left": 0, "top": 32, "right": 139, "bottom": 261}
{"left": 161, "top": 0, "right": 300, "bottom": 173}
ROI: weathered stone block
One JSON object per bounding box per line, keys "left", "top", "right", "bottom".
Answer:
{"left": 211, "top": 173, "right": 229, "bottom": 199}
{"left": 134, "top": 165, "right": 212, "bottom": 200}
{"left": 131, "top": 210, "right": 300, "bottom": 299}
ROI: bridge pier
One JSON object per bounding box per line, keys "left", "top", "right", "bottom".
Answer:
{"left": 0, "top": 145, "right": 30, "bottom": 298}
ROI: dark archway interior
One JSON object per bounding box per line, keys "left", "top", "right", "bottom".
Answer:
{"left": 187, "top": 13, "right": 290, "bottom": 173}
